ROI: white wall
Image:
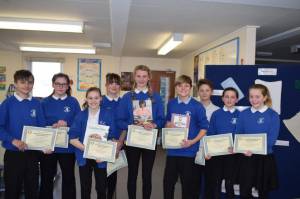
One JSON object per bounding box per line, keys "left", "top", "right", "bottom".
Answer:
{"left": 181, "top": 25, "right": 258, "bottom": 79}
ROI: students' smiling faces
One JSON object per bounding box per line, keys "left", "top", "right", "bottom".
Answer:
{"left": 86, "top": 88, "right": 102, "bottom": 110}
{"left": 222, "top": 88, "right": 238, "bottom": 109}
{"left": 249, "top": 88, "right": 267, "bottom": 109}
{"left": 53, "top": 77, "right": 69, "bottom": 96}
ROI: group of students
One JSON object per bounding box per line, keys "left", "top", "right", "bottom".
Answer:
{"left": 0, "top": 64, "right": 280, "bottom": 199}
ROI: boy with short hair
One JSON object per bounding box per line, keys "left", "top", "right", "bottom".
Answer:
{"left": 0, "top": 69, "right": 46, "bottom": 199}
{"left": 163, "top": 75, "right": 208, "bottom": 199}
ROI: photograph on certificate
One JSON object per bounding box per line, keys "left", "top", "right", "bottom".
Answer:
{"left": 233, "top": 133, "right": 267, "bottom": 155}
{"left": 126, "top": 125, "right": 157, "bottom": 150}
{"left": 84, "top": 138, "right": 117, "bottom": 163}
{"left": 162, "top": 128, "right": 188, "bottom": 149}
{"left": 107, "top": 150, "right": 128, "bottom": 177}
{"left": 22, "top": 126, "right": 57, "bottom": 151}
{"left": 83, "top": 124, "right": 109, "bottom": 146}
{"left": 203, "top": 133, "right": 233, "bottom": 156}
{"left": 132, "top": 99, "right": 153, "bottom": 123}
{"left": 171, "top": 113, "right": 190, "bottom": 128}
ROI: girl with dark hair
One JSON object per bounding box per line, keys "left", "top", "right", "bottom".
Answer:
{"left": 69, "top": 87, "right": 119, "bottom": 199}
{"left": 117, "top": 65, "right": 165, "bottom": 199}
{"left": 40, "top": 73, "right": 80, "bottom": 199}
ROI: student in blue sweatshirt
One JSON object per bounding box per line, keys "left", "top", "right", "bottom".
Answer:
{"left": 39, "top": 73, "right": 81, "bottom": 199}
{"left": 163, "top": 75, "right": 208, "bottom": 199}
{"left": 0, "top": 70, "right": 46, "bottom": 199}
{"left": 204, "top": 87, "right": 240, "bottom": 199}
{"left": 117, "top": 65, "right": 165, "bottom": 199}
{"left": 236, "top": 84, "right": 279, "bottom": 199}
{"left": 101, "top": 73, "right": 122, "bottom": 199}
{"left": 69, "top": 87, "right": 118, "bottom": 199}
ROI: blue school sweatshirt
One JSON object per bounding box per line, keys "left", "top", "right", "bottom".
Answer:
{"left": 41, "top": 95, "right": 81, "bottom": 153}
{"left": 69, "top": 107, "right": 118, "bottom": 168}
{"left": 101, "top": 95, "right": 121, "bottom": 139}
{"left": 0, "top": 94, "right": 46, "bottom": 151}
{"left": 166, "top": 97, "right": 209, "bottom": 157}
{"left": 207, "top": 107, "right": 240, "bottom": 136}
{"left": 116, "top": 91, "right": 165, "bottom": 131}
{"left": 236, "top": 107, "right": 280, "bottom": 154}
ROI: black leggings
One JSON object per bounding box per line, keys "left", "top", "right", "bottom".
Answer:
{"left": 125, "top": 146, "right": 156, "bottom": 199}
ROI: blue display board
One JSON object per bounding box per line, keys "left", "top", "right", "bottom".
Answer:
{"left": 205, "top": 65, "right": 300, "bottom": 199}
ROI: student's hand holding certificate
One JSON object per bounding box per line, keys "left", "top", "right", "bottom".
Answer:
{"left": 12, "top": 139, "right": 27, "bottom": 151}
{"left": 181, "top": 139, "right": 193, "bottom": 148}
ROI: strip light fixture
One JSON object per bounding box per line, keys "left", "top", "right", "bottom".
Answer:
{"left": 20, "top": 45, "right": 96, "bottom": 54}
{"left": 158, "top": 33, "right": 183, "bottom": 55}
{"left": 0, "top": 17, "right": 83, "bottom": 33}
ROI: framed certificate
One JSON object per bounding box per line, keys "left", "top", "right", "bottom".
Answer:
{"left": 47, "top": 126, "right": 69, "bottom": 148}
{"left": 107, "top": 150, "right": 128, "bottom": 177}
{"left": 83, "top": 138, "right": 117, "bottom": 163}
{"left": 126, "top": 125, "right": 158, "bottom": 150}
{"left": 233, "top": 133, "right": 267, "bottom": 155}
{"left": 22, "top": 126, "right": 57, "bottom": 151}
{"left": 171, "top": 113, "right": 190, "bottom": 128}
{"left": 203, "top": 133, "right": 233, "bottom": 156}
{"left": 162, "top": 128, "right": 188, "bottom": 149}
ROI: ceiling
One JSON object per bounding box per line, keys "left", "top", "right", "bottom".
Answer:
{"left": 0, "top": 0, "right": 300, "bottom": 59}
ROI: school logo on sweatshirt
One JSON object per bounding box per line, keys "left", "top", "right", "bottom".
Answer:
{"left": 231, "top": 118, "right": 237, "bottom": 124}
{"left": 64, "top": 106, "right": 71, "bottom": 113}
{"left": 30, "top": 109, "right": 36, "bottom": 118}
{"left": 257, "top": 117, "right": 264, "bottom": 124}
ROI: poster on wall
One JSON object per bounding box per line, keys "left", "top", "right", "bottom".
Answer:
{"left": 121, "top": 72, "right": 133, "bottom": 91}
{"left": 0, "top": 66, "right": 6, "bottom": 91}
{"left": 193, "top": 55, "right": 199, "bottom": 84}
{"left": 77, "top": 59, "right": 101, "bottom": 91}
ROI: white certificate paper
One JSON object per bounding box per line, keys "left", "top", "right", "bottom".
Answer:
{"left": 162, "top": 128, "right": 188, "bottom": 149}
{"left": 126, "top": 125, "right": 158, "bottom": 150}
{"left": 22, "top": 126, "right": 57, "bottom": 151}
{"left": 83, "top": 124, "right": 109, "bottom": 146}
{"left": 46, "top": 126, "right": 69, "bottom": 148}
{"left": 83, "top": 138, "right": 117, "bottom": 163}
{"left": 203, "top": 133, "right": 233, "bottom": 156}
{"left": 107, "top": 150, "right": 128, "bottom": 177}
{"left": 233, "top": 133, "right": 267, "bottom": 155}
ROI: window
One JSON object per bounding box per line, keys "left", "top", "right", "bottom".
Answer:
{"left": 31, "top": 61, "right": 62, "bottom": 97}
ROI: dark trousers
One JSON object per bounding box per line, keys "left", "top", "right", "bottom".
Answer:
{"left": 205, "top": 156, "right": 236, "bottom": 199}
{"left": 163, "top": 156, "right": 198, "bottom": 199}
{"left": 79, "top": 159, "right": 107, "bottom": 199}
{"left": 107, "top": 172, "right": 117, "bottom": 199}
{"left": 4, "top": 150, "right": 40, "bottom": 199}
{"left": 125, "top": 146, "right": 156, "bottom": 199}
{"left": 39, "top": 153, "right": 76, "bottom": 199}
{"left": 192, "top": 164, "right": 204, "bottom": 199}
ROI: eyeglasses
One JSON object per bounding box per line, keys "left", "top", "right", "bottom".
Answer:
{"left": 54, "top": 82, "right": 68, "bottom": 87}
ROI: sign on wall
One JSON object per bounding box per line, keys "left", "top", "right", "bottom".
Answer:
{"left": 77, "top": 59, "right": 101, "bottom": 91}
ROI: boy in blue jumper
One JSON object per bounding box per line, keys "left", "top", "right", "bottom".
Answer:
{"left": 40, "top": 73, "right": 81, "bottom": 199}
{"left": 236, "top": 84, "right": 279, "bottom": 199}
{"left": 0, "top": 70, "right": 46, "bottom": 199}
{"left": 101, "top": 73, "right": 122, "bottom": 199}
{"left": 163, "top": 75, "right": 208, "bottom": 199}
{"left": 205, "top": 87, "right": 240, "bottom": 199}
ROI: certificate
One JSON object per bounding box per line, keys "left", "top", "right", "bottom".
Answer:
{"left": 195, "top": 146, "right": 205, "bottom": 166}
{"left": 126, "top": 125, "right": 158, "bottom": 150}
{"left": 107, "top": 150, "right": 128, "bottom": 177}
{"left": 162, "top": 128, "right": 188, "bottom": 149}
{"left": 233, "top": 133, "right": 267, "bottom": 155}
{"left": 203, "top": 133, "right": 233, "bottom": 156}
{"left": 171, "top": 114, "right": 190, "bottom": 128}
{"left": 22, "top": 126, "right": 57, "bottom": 151}
{"left": 83, "top": 124, "right": 109, "bottom": 146}
{"left": 83, "top": 138, "right": 117, "bottom": 163}
{"left": 46, "top": 126, "right": 69, "bottom": 148}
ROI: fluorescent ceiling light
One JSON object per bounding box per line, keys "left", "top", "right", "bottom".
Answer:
{"left": 158, "top": 33, "right": 183, "bottom": 55}
{"left": 0, "top": 17, "right": 83, "bottom": 33}
{"left": 20, "top": 46, "right": 96, "bottom": 54}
